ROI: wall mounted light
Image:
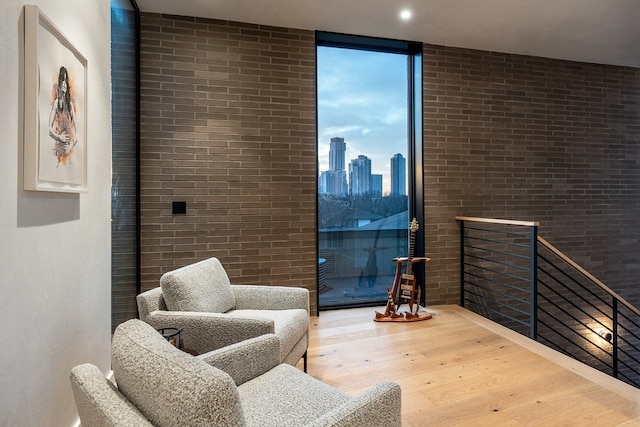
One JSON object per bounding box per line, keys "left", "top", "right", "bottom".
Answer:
{"left": 597, "top": 329, "right": 613, "bottom": 343}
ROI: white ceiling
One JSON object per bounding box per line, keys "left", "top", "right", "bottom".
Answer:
{"left": 135, "top": 0, "right": 640, "bottom": 68}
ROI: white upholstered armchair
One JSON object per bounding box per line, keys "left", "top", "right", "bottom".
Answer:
{"left": 136, "top": 257, "right": 309, "bottom": 370}
{"left": 70, "top": 319, "right": 402, "bottom": 426}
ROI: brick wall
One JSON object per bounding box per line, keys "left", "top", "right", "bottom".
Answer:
{"left": 137, "top": 16, "right": 640, "bottom": 314}
{"left": 423, "top": 45, "right": 640, "bottom": 307}
{"left": 139, "top": 14, "right": 318, "bottom": 313}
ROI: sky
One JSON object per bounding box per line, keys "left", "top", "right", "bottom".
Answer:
{"left": 317, "top": 46, "right": 409, "bottom": 195}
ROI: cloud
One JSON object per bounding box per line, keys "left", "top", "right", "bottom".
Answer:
{"left": 317, "top": 46, "right": 409, "bottom": 192}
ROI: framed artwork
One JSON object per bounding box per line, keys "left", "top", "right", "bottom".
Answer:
{"left": 23, "top": 5, "right": 87, "bottom": 193}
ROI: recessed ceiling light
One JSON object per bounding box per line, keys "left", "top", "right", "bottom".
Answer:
{"left": 400, "top": 9, "right": 412, "bottom": 21}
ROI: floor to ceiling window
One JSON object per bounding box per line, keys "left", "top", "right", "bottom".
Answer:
{"left": 111, "top": 0, "right": 139, "bottom": 331}
{"left": 316, "top": 33, "right": 423, "bottom": 310}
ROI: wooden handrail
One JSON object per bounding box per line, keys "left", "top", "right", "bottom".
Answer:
{"left": 537, "top": 236, "right": 640, "bottom": 318}
{"left": 455, "top": 216, "right": 540, "bottom": 227}
{"left": 456, "top": 215, "right": 640, "bottom": 317}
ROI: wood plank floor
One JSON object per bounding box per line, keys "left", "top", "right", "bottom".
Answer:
{"left": 300, "top": 305, "right": 640, "bottom": 426}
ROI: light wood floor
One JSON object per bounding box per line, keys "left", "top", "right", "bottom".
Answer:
{"left": 300, "top": 305, "right": 640, "bottom": 427}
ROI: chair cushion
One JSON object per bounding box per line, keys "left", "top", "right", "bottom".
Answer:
{"left": 111, "top": 319, "right": 244, "bottom": 427}
{"left": 228, "top": 309, "right": 309, "bottom": 362}
{"left": 238, "top": 364, "right": 349, "bottom": 426}
{"left": 160, "top": 257, "right": 236, "bottom": 313}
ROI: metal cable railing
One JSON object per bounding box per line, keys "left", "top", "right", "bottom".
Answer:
{"left": 456, "top": 216, "right": 640, "bottom": 388}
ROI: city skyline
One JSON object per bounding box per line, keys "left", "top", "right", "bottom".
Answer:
{"left": 319, "top": 136, "right": 405, "bottom": 197}
{"left": 317, "top": 45, "right": 409, "bottom": 194}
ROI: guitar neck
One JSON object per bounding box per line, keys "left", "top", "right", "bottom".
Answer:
{"left": 405, "top": 230, "right": 416, "bottom": 275}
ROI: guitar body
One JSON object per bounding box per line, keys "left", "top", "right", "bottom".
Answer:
{"left": 375, "top": 218, "right": 432, "bottom": 322}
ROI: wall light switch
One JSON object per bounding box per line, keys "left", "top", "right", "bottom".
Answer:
{"left": 172, "top": 201, "right": 187, "bottom": 215}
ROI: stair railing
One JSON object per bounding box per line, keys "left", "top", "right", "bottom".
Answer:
{"left": 456, "top": 215, "right": 640, "bottom": 388}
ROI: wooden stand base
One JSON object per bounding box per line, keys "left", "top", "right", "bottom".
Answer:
{"left": 374, "top": 308, "right": 432, "bottom": 322}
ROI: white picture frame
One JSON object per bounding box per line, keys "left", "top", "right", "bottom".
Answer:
{"left": 23, "top": 5, "right": 88, "bottom": 193}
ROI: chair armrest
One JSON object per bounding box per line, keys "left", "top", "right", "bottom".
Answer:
{"left": 136, "top": 287, "right": 167, "bottom": 321}
{"left": 70, "top": 364, "right": 153, "bottom": 427}
{"left": 197, "top": 334, "right": 280, "bottom": 386}
{"left": 305, "top": 381, "right": 402, "bottom": 427}
{"left": 141, "top": 311, "right": 274, "bottom": 355}
{"left": 232, "top": 285, "right": 310, "bottom": 312}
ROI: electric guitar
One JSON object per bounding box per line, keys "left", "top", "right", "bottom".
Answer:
{"left": 377, "top": 218, "right": 421, "bottom": 319}
{"left": 397, "top": 218, "right": 420, "bottom": 314}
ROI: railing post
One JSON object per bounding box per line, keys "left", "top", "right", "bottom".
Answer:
{"left": 459, "top": 220, "right": 465, "bottom": 307}
{"left": 612, "top": 298, "right": 618, "bottom": 379}
{"left": 530, "top": 225, "right": 538, "bottom": 340}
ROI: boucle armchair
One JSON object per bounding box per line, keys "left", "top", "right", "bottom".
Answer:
{"left": 70, "top": 319, "right": 402, "bottom": 427}
{"left": 137, "top": 257, "right": 309, "bottom": 370}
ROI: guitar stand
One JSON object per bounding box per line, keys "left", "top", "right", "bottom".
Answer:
{"left": 374, "top": 257, "right": 433, "bottom": 323}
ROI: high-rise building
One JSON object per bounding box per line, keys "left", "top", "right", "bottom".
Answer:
{"left": 329, "top": 137, "right": 346, "bottom": 171}
{"left": 319, "top": 170, "right": 348, "bottom": 197}
{"left": 349, "top": 155, "right": 372, "bottom": 196}
{"left": 390, "top": 153, "right": 406, "bottom": 196}
{"left": 319, "top": 137, "right": 348, "bottom": 197}
{"left": 372, "top": 174, "right": 383, "bottom": 197}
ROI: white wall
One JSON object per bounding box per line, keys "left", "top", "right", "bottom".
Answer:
{"left": 0, "top": 0, "right": 111, "bottom": 425}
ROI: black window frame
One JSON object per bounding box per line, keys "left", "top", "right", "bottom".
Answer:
{"left": 315, "top": 31, "right": 425, "bottom": 310}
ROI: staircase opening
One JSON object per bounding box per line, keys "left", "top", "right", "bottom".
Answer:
{"left": 457, "top": 216, "right": 640, "bottom": 388}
